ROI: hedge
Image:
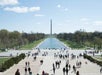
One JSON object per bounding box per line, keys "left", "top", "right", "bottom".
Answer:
{"left": 83, "top": 54, "right": 102, "bottom": 66}
{"left": 0, "top": 53, "right": 25, "bottom": 72}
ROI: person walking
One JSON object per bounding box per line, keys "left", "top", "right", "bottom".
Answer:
{"left": 34, "top": 56, "right": 36, "bottom": 61}
{"left": 63, "top": 67, "right": 66, "bottom": 75}
{"left": 42, "top": 70, "right": 45, "bottom": 75}
{"left": 55, "top": 61, "right": 58, "bottom": 68}
{"left": 66, "top": 68, "right": 68, "bottom": 75}
{"left": 25, "top": 62, "right": 27, "bottom": 67}
{"left": 69, "top": 64, "right": 71, "bottom": 70}
{"left": 66, "top": 64, "right": 68, "bottom": 68}
{"left": 25, "top": 67, "right": 27, "bottom": 75}
{"left": 58, "top": 61, "right": 60, "bottom": 69}
{"left": 100, "top": 67, "right": 102, "bottom": 73}
{"left": 52, "top": 63, "right": 56, "bottom": 74}
{"left": 28, "top": 67, "right": 31, "bottom": 74}
{"left": 15, "top": 69, "right": 20, "bottom": 75}
{"left": 73, "top": 65, "right": 76, "bottom": 73}
{"left": 76, "top": 71, "right": 80, "bottom": 75}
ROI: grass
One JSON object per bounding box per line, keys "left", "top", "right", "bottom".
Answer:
{"left": 0, "top": 57, "right": 10, "bottom": 65}
{"left": 0, "top": 50, "right": 6, "bottom": 53}
{"left": 59, "top": 39, "right": 71, "bottom": 47}
{"left": 93, "top": 55, "right": 102, "bottom": 61}
{"left": 60, "top": 39, "right": 85, "bottom": 49}
{"left": 20, "top": 39, "right": 44, "bottom": 50}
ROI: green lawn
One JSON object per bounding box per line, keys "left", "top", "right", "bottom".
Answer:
{"left": 20, "top": 39, "right": 44, "bottom": 50}
{"left": 93, "top": 55, "right": 102, "bottom": 61}
{"left": 60, "top": 39, "right": 85, "bottom": 49}
{"left": 0, "top": 57, "right": 10, "bottom": 65}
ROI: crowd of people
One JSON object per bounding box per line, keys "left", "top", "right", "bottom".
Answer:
{"left": 52, "top": 50, "right": 82, "bottom": 75}
{"left": 14, "top": 48, "right": 102, "bottom": 75}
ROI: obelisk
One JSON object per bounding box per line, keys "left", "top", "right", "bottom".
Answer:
{"left": 50, "top": 19, "right": 52, "bottom": 37}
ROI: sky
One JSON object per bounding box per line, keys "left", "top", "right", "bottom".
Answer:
{"left": 0, "top": 0, "right": 102, "bottom": 34}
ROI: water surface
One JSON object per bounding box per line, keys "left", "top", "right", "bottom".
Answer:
{"left": 38, "top": 38, "right": 67, "bottom": 49}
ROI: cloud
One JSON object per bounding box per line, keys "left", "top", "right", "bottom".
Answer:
{"left": 0, "top": 0, "right": 18, "bottom": 5}
{"left": 34, "top": 14, "right": 44, "bottom": 17}
{"left": 57, "top": 4, "right": 61, "bottom": 8}
{"left": 93, "top": 21, "right": 102, "bottom": 25}
{"left": 80, "top": 18, "right": 91, "bottom": 26}
{"left": 80, "top": 19, "right": 102, "bottom": 26}
{"left": 4, "top": 7, "right": 28, "bottom": 13}
{"left": 80, "top": 18, "right": 90, "bottom": 21}
{"left": 57, "top": 4, "right": 69, "bottom": 12}
{"left": 29, "top": 7, "right": 40, "bottom": 12}
{"left": 4, "top": 6, "right": 40, "bottom": 13}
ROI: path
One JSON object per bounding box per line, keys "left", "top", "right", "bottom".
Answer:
{"left": 0, "top": 49, "right": 101, "bottom": 75}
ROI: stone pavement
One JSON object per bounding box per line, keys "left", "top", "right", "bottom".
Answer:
{"left": 0, "top": 49, "right": 101, "bottom": 75}
{"left": 38, "top": 52, "right": 101, "bottom": 75}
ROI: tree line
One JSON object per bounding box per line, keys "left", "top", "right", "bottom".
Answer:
{"left": 0, "top": 29, "right": 45, "bottom": 49}
{"left": 57, "top": 31, "right": 102, "bottom": 49}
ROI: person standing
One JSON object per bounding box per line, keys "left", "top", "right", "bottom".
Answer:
{"left": 42, "top": 70, "right": 45, "bottom": 75}
{"left": 28, "top": 67, "right": 31, "bottom": 74}
{"left": 34, "top": 56, "right": 36, "bottom": 61}
{"left": 66, "top": 68, "right": 68, "bottom": 75}
{"left": 55, "top": 61, "right": 58, "bottom": 68}
{"left": 100, "top": 67, "right": 102, "bottom": 73}
{"left": 25, "top": 62, "right": 27, "bottom": 67}
{"left": 52, "top": 63, "right": 55, "bottom": 74}
{"left": 66, "top": 64, "right": 68, "bottom": 69}
{"left": 63, "top": 67, "right": 66, "bottom": 75}
{"left": 73, "top": 65, "right": 76, "bottom": 73}
{"left": 15, "top": 69, "right": 20, "bottom": 75}
{"left": 76, "top": 71, "right": 80, "bottom": 75}
{"left": 69, "top": 64, "right": 71, "bottom": 70}
{"left": 25, "top": 67, "right": 27, "bottom": 75}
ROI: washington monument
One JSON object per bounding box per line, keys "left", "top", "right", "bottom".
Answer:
{"left": 50, "top": 19, "right": 52, "bottom": 37}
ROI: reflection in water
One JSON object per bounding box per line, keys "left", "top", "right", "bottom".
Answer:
{"left": 38, "top": 38, "right": 67, "bottom": 49}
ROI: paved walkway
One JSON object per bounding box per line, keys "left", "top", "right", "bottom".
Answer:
{"left": 0, "top": 56, "right": 43, "bottom": 75}
{"left": 38, "top": 51, "right": 101, "bottom": 75}
{"left": 0, "top": 49, "right": 101, "bottom": 75}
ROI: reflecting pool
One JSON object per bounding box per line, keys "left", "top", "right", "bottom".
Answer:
{"left": 37, "top": 38, "right": 67, "bottom": 49}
